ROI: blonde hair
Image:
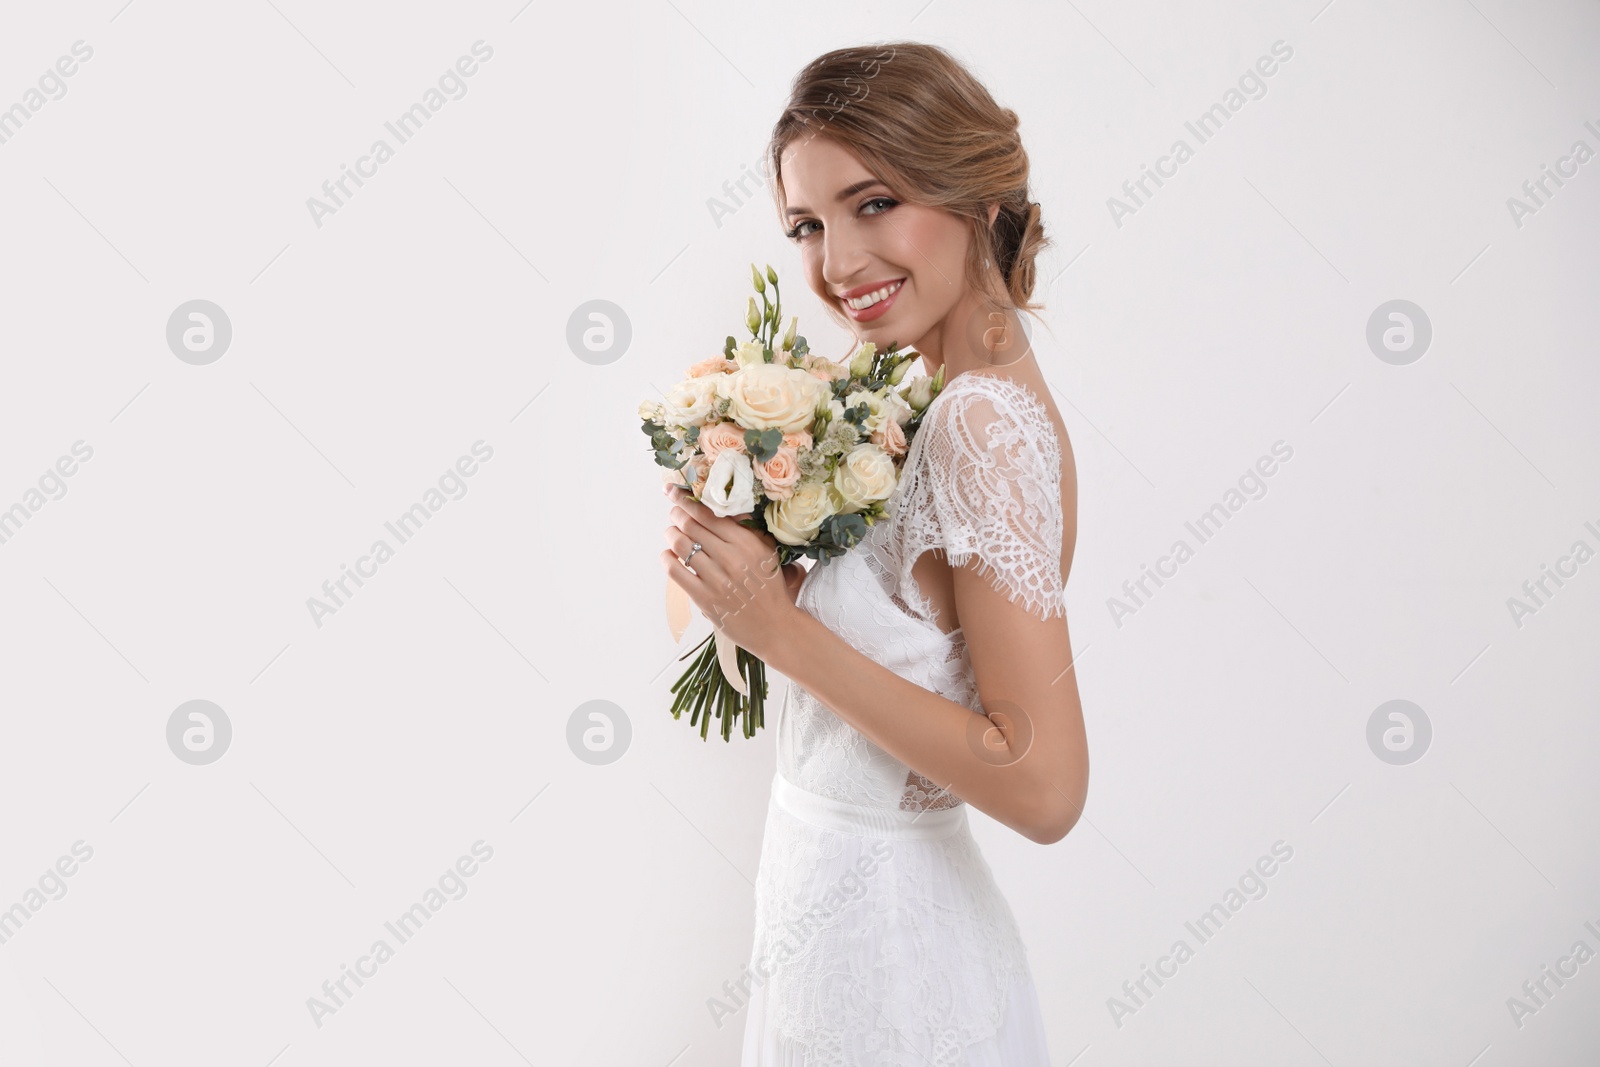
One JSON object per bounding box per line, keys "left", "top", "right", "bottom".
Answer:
{"left": 767, "top": 42, "right": 1050, "bottom": 326}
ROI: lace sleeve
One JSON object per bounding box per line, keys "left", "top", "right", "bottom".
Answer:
{"left": 916, "top": 374, "right": 1066, "bottom": 620}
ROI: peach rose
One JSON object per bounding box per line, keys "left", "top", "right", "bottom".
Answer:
{"left": 689, "top": 453, "right": 711, "bottom": 496}
{"left": 806, "top": 356, "right": 851, "bottom": 382}
{"left": 782, "top": 430, "right": 813, "bottom": 452}
{"left": 870, "top": 416, "right": 907, "bottom": 458}
{"left": 688, "top": 355, "right": 737, "bottom": 377}
{"left": 755, "top": 446, "right": 802, "bottom": 500}
{"left": 697, "top": 420, "right": 747, "bottom": 463}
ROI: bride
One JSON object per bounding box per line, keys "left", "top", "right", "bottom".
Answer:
{"left": 662, "top": 42, "right": 1089, "bottom": 1066}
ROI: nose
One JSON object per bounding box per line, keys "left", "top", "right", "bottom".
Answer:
{"left": 820, "top": 228, "right": 872, "bottom": 296}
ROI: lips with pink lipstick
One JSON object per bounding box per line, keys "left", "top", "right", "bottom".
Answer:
{"left": 838, "top": 277, "right": 906, "bottom": 322}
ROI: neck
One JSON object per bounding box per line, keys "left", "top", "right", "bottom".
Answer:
{"left": 911, "top": 289, "right": 1033, "bottom": 381}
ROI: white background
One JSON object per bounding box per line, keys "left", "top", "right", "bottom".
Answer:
{"left": 0, "top": 1, "right": 1596, "bottom": 1065}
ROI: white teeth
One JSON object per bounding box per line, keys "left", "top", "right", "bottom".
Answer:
{"left": 846, "top": 280, "right": 903, "bottom": 310}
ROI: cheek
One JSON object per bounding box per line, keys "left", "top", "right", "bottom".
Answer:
{"left": 803, "top": 249, "right": 829, "bottom": 297}
{"left": 893, "top": 212, "right": 966, "bottom": 286}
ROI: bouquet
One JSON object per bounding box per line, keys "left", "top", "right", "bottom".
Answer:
{"left": 639, "top": 263, "right": 944, "bottom": 741}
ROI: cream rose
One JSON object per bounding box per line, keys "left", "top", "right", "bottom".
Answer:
{"left": 723, "top": 363, "right": 828, "bottom": 435}
{"left": 733, "top": 340, "right": 767, "bottom": 367}
{"left": 833, "top": 443, "right": 898, "bottom": 512}
{"left": 765, "top": 478, "right": 841, "bottom": 545}
{"left": 660, "top": 375, "right": 720, "bottom": 428}
{"left": 755, "top": 446, "right": 802, "bottom": 500}
{"left": 840, "top": 388, "right": 893, "bottom": 436}
{"left": 702, "top": 449, "right": 757, "bottom": 518}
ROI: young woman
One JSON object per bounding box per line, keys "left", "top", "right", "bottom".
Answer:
{"left": 662, "top": 42, "right": 1089, "bottom": 1065}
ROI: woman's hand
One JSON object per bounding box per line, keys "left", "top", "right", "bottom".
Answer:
{"left": 781, "top": 561, "right": 807, "bottom": 605}
{"left": 661, "top": 484, "right": 801, "bottom": 661}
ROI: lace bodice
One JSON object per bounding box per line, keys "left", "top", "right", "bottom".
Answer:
{"left": 777, "top": 369, "right": 1067, "bottom": 814}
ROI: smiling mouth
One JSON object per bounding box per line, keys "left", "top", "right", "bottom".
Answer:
{"left": 842, "top": 279, "right": 905, "bottom": 311}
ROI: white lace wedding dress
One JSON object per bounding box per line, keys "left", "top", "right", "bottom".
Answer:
{"left": 740, "top": 370, "right": 1065, "bottom": 1066}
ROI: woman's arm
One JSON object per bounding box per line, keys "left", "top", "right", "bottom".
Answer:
{"left": 762, "top": 555, "right": 1089, "bottom": 845}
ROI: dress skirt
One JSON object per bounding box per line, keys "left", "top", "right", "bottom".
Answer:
{"left": 739, "top": 772, "right": 1052, "bottom": 1066}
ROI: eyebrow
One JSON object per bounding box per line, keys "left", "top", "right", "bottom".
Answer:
{"left": 785, "top": 179, "right": 889, "bottom": 216}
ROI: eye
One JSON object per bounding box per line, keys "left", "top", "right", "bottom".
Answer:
{"left": 785, "top": 196, "right": 900, "bottom": 241}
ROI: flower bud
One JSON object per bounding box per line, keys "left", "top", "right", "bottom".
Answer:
{"left": 747, "top": 297, "right": 761, "bottom": 335}
{"left": 781, "top": 316, "right": 798, "bottom": 350}
{"left": 886, "top": 357, "right": 911, "bottom": 385}
{"left": 848, "top": 342, "right": 875, "bottom": 378}
{"left": 766, "top": 264, "right": 779, "bottom": 286}
{"left": 904, "top": 375, "right": 934, "bottom": 411}
{"left": 750, "top": 263, "right": 766, "bottom": 294}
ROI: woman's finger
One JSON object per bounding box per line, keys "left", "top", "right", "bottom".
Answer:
{"left": 665, "top": 526, "right": 729, "bottom": 587}
{"left": 667, "top": 486, "right": 741, "bottom": 539}
{"left": 668, "top": 502, "right": 735, "bottom": 555}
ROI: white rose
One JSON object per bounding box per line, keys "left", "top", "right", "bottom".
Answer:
{"left": 724, "top": 363, "right": 828, "bottom": 435}
{"left": 638, "top": 398, "right": 664, "bottom": 422}
{"left": 734, "top": 340, "right": 766, "bottom": 367}
{"left": 702, "top": 449, "right": 757, "bottom": 518}
{"left": 880, "top": 387, "right": 914, "bottom": 427}
{"left": 840, "top": 388, "right": 892, "bottom": 436}
{"left": 765, "top": 478, "right": 840, "bottom": 545}
{"left": 660, "top": 376, "right": 719, "bottom": 428}
{"left": 833, "top": 443, "right": 898, "bottom": 512}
